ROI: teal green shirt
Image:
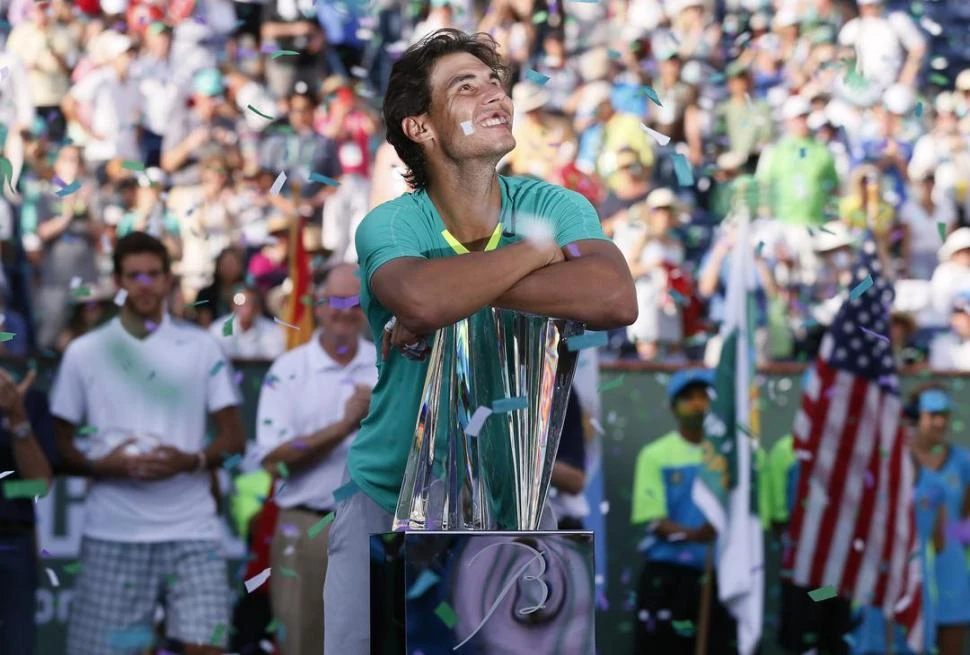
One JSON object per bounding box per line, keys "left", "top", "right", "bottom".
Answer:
{"left": 756, "top": 136, "right": 839, "bottom": 226}
{"left": 348, "top": 175, "right": 611, "bottom": 514}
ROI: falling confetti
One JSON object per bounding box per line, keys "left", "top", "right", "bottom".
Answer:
{"left": 640, "top": 124, "right": 671, "bottom": 146}
{"left": 122, "top": 160, "right": 146, "bottom": 172}
{"left": 45, "top": 568, "right": 60, "bottom": 587}
{"left": 566, "top": 331, "right": 608, "bottom": 351}
{"left": 525, "top": 69, "right": 550, "bottom": 85}
{"left": 55, "top": 181, "right": 81, "bottom": 197}
{"left": 465, "top": 406, "right": 493, "bottom": 437}
{"left": 492, "top": 396, "right": 528, "bottom": 413}
{"left": 333, "top": 480, "right": 359, "bottom": 502}
{"left": 210, "top": 360, "right": 226, "bottom": 376}
{"left": 222, "top": 315, "right": 234, "bottom": 337}
{"left": 434, "top": 601, "right": 459, "bottom": 628}
{"left": 639, "top": 85, "right": 663, "bottom": 106}
{"left": 859, "top": 326, "right": 889, "bottom": 344}
{"left": 270, "top": 171, "right": 287, "bottom": 195}
{"left": 270, "top": 50, "right": 300, "bottom": 59}
{"left": 672, "top": 154, "right": 694, "bottom": 186}
{"left": 808, "top": 585, "right": 838, "bottom": 602}
{"left": 849, "top": 275, "right": 873, "bottom": 301}
{"left": 113, "top": 289, "right": 128, "bottom": 306}
{"left": 0, "top": 332, "right": 15, "bottom": 342}
{"left": 247, "top": 104, "right": 275, "bottom": 120}
{"left": 244, "top": 568, "right": 272, "bottom": 593}
{"left": 274, "top": 317, "right": 299, "bottom": 330}
{"left": 307, "top": 513, "right": 335, "bottom": 539}
{"left": 460, "top": 120, "right": 475, "bottom": 135}
{"left": 3, "top": 479, "right": 49, "bottom": 499}
{"left": 407, "top": 570, "right": 441, "bottom": 599}
{"left": 310, "top": 172, "right": 341, "bottom": 186}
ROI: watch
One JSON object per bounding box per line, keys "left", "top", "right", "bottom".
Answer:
{"left": 9, "top": 421, "right": 32, "bottom": 441}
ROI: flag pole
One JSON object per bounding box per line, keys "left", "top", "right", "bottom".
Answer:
{"left": 695, "top": 544, "right": 715, "bottom": 655}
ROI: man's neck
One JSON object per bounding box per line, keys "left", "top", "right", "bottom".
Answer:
{"left": 320, "top": 333, "right": 357, "bottom": 365}
{"left": 427, "top": 166, "right": 503, "bottom": 243}
{"left": 119, "top": 306, "right": 163, "bottom": 340}
{"left": 678, "top": 427, "right": 704, "bottom": 444}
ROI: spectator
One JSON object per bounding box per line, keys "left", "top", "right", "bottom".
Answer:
{"left": 548, "top": 389, "right": 588, "bottom": 530}
{"left": 260, "top": 0, "right": 327, "bottom": 99}
{"left": 161, "top": 68, "right": 241, "bottom": 189}
{"left": 248, "top": 214, "right": 292, "bottom": 293}
{"left": 900, "top": 170, "right": 957, "bottom": 280}
{"left": 929, "top": 290, "right": 970, "bottom": 372}
{"left": 930, "top": 228, "right": 970, "bottom": 318}
{"left": 714, "top": 63, "right": 774, "bottom": 165}
{"left": 55, "top": 281, "right": 116, "bottom": 353}
{"left": 838, "top": 164, "right": 895, "bottom": 237}
{"left": 256, "top": 263, "right": 375, "bottom": 655}
{"left": 0, "top": 289, "right": 30, "bottom": 357}
{"left": 529, "top": 28, "right": 581, "bottom": 114}
{"left": 211, "top": 286, "right": 286, "bottom": 360}
{"left": 853, "top": 84, "right": 917, "bottom": 209}
{"left": 506, "top": 81, "right": 574, "bottom": 179}
{"left": 837, "top": 0, "right": 925, "bottom": 92}
{"left": 6, "top": 0, "right": 74, "bottom": 142}
{"left": 129, "top": 21, "right": 178, "bottom": 168}
{"left": 0, "top": 367, "right": 56, "bottom": 655}
{"left": 599, "top": 148, "right": 654, "bottom": 237}
{"left": 889, "top": 310, "right": 920, "bottom": 368}
{"left": 194, "top": 247, "right": 247, "bottom": 328}
{"left": 645, "top": 49, "right": 703, "bottom": 169}
{"left": 50, "top": 232, "right": 244, "bottom": 655}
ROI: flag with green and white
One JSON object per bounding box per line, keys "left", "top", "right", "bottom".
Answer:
{"left": 691, "top": 199, "right": 764, "bottom": 655}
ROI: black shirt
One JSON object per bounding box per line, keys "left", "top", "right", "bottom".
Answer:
{"left": 0, "top": 389, "right": 58, "bottom": 527}
{"left": 555, "top": 390, "right": 586, "bottom": 472}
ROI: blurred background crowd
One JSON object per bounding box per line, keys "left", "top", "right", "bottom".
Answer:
{"left": 0, "top": 0, "right": 969, "bottom": 371}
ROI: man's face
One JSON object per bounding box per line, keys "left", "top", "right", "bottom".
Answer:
{"left": 194, "top": 93, "right": 219, "bottom": 119}
{"left": 289, "top": 96, "right": 315, "bottom": 132}
{"left": 953, "top": 309, "right": 970, "bottom": 339}
{"left": 859, "top": 2, "right": 881, "bottom": 17}
{"left": 787, "top": 115, "right": 809, "bottom": 138}
{"left": 727, "top": 75, "right": 748, "bottom": 96}
{"left": 420, "top": 52, "right": 515, "bottom": 164}
{"left": 115, "top": 253, "right": 171, "bottom": 319}
{"left": 314, "top": 270, "right": 365, "bottom": 347}
{"left": 673, "top": 385, "right": 710, "bottom": 429}
{"left": 917, "top": 411, "right": 949, "bottom": 445}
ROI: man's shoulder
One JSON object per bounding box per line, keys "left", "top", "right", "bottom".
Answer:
{"left": 503, "top": 176, "right": 593, "bottom": 212}
{"left": 168, "top": 317, "right": 222, "bottom": 348}
{"left": 636, "top": 431, "right": 683, "bottom": 461}
{"left": 360, "top": 192, "right": 422, "bottom": 227}
{"left": 63, "top": 320, "right": 117, "bottom": 357}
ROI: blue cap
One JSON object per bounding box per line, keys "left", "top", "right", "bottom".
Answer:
{"left": 667, "top": 368, "right": 714, "bottom": 403}
{"left": 193, "top": 68, "right": 225, "bottom": 97}
{"left": 918, "top": 389, "right": 951, "bottom": 414}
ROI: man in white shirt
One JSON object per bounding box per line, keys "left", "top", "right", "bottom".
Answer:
{"left": 837, "top": 0, "right": 925, "bottom": 93}
{"left": 211, "top": 287, "right": 286, "bottom": 360}
{"left": 930, "top": 290, "right": 970, "bottom": 372}
{"left": 256, "top": 263, "right": 375, "bottom": 655}
{"left": 50, "top": 232, "right": 245, "bottom": 655}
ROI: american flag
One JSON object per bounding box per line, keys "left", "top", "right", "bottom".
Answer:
{"left": 784, "top": 236, "right": 923, "bottom": 649}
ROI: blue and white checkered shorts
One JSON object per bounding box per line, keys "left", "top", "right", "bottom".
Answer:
{"left": 66, "top": 538, "right": 230, "bottom": 655}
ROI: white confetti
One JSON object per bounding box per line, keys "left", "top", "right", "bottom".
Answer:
{"left": 460, "top": 121, "right": 475, "bottom": 135}
{"left": 853, "top": 539, "right": 865, "bottom": 552}
{"left": 244, "top": 567, "right": 272, "bottom": 593}
{"left": 600, "top": 501, "right": 610, "bottom": 514}
{"left": 465, "top": 406, "right": 493, "bottom": 437}
{"left": 640, "top": 123, "right": 671, "bottom": 146}
{"left": 45, "top": 568, "right": 59, "bottom": 587}
{"left": 274, "top": 316, "right": 299, "bottom": 330}
{"left": 113, "top": 289, "right": 128, "bottom": 307}
{"left": 270, "top": 171, "right": 287, "bottom": 195}
{"left": 0, "top": 470, "right": 14, "bottom": 480}
{"left": 589, "top": 418, "right": 604, "bottom": 435}
{"left": 668, "top": 532, "right": 687, "bottom": 542}
{"left": 260, "top": 640, "right": 275, "bottom": 653}
{"left": 69, "top": 276, "right": 82, "bottom": 289}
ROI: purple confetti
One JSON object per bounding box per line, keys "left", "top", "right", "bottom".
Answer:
{"left": 336, "top": 345, "right": 350, "bottom": 355}
{"left": 233, "top": 371, "right": 244, "bottom": 386}
{"left": 863, "top": 471, "right": 874, "bottom": 488}
{"left": 52, "top": 175, "right": 66, "bottom": 188}
{"left": 329, "top": 295, "right": 360, "bottom": 310}
{"left": 280, "top": 523, "right": 300, "bottom": 538}
{"left": 859, "top": 326, "right": 890, "bottom": 344}
{"left": 144, "top": 320, "right": 158, "bottom": 332}
{"left": 41, "top": 548, "right": 51, "bottom": 557}
{"left": 260, "top": 43, "right": 280, "bottom": 54}
{"left": 566, "top": 244, "right": 581, "bottom": 258}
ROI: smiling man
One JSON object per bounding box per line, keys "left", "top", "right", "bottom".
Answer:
{"left": 322, "top": 29, "right": 637, "bottom": 654}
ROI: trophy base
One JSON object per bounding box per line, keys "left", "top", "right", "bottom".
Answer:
{"left": 370, "top": 530, "right": 596, "bottom": 655}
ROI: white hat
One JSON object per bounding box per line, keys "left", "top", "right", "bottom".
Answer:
{"left": 939, "top": 227, "right": 970, "bottom": 262}
{"left": 857, "top": 0, "right": 880, "bottom": 5}
{"left": 646, "top": 187, "right": 678, "bottom": 210}
{"left": 668, "top": 0, "right": 704, "bottom": 16}
{"left": 773, "top": 9, "right": 799, "bottom": 29}
{"left": 579, "top": 81, "right": 613, "bottom": 113}
{"left": 814, "top": 221, "right": 856, "bottom": 252}
{"left": 956, "top": 69, "right": 970, "bottom": 92}
{"left": 93, "top": 31, "right": 134, "bottom": 65}
{"left": 782, "top": 95, "right": 812, "bottom": 120}
{"left": 100, "top": 0, "right": 129, "bottom": 14}
{"left": 883, "top": 84, "right": 916, "bottom": 114}
{"left": 716, "top": 151, "right": 746, "bottom": 170}
{"left": 578, "top": 48, "right": 611, "bottom": 83}
{"left": 934, "top": 91, "right": 956, "bottom": 114}
{"left": 512, "top": 82, "right": 550, "bottom": 113}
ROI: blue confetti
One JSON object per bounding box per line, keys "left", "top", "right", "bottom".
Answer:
{"left": 407, "top": 570, "right": 441, "bottom": 599}
{"left": 849, "top": 275, "right": 873, "bottom": 301}
{"left": 492, "top": 396, "right": 529, "bottom": 413}
{"left": 310, "top": 172, "right": 340, "bottom": 186}
{"left": 566, "top": 331, "right": 608, "bottom": 351}
{"left": 639, "top": 85, "right": 663, "bottom": 107}
{"left": 55, "top": 181, "right": 81, "bottom": 197}
{"left": 672, "top": 154, "right": 694, "bottom": 187}
{"left": 525, "top": 69, "right": 550, "bottom": 85}
{"left": 106, "top": 625, "right": 156, "bottom": 650}
{"left": 333, "top": 480, "right": 359, "bottom": 502}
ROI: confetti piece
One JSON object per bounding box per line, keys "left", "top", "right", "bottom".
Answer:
{"left": 107, "top": 626, "right": 155, "bottom": 649}
{"left": 672, "top": 154, "right": 694, "bottom": 186}
{"left": 492, "top": 396, "right": 528, "bottom": 413}
{"left": 63, "top": 562, "right": 82, "bottom": 574}
{"left": 45, "top": 567, "right": 59, "bottom": 588}
{"left": 246, "top": 104, "right": 275, "bottom": 120}
{"left": 222, "top": 315, "right": 234, "bottom": 336}
{"left": 808, "top": 585, "right": 837, "bottom": 602}
{"left": 210, "top": 624, "right": 226, "bottom": 645}
{"left": 191, "top": 299, "right": 210, "bottom": 307}
{"left": 307, "top": 513, "right": 335, "bottom": 539}
{"left": 279, "top": 566, "right": 299, "bottom": 577}
{"left": 598, "top": 374, "right": 625, "bottom": 393}
{"left": 276, "top": 462, "right": 290, "bottom": 478}
{"left": 607, "top": 49, "right": 622, "bottom": 60}
{"left": 113, "top": 289, "right": 128, "bottom": 306}
{"left": 0, "top": 470, "right": 12, "bottom": 480}
{"left": 639, "top": 85, "right": 663, "bottom": 106}
{"left": 465, "top": 406, "right": 493, "bottom": 437}
{"left": 270, "top": 171, "right": 287, "bottom": 195}
{"left": 435, "top": 601, "right": 459, "bottom": 628}
{"left": 244, "top": 568, "right": 272, "bottom": 593}
{"left": 849, "top": 275, "right": 873, "bottom": 301}
{"left": 0, "top": 332, "right": 15, "bottom": 342}
{"left": 309, "top": 172, "right": 341, "bottom": 186}
{"left": 460, "top": 120, "right": 475, "bottom": 135}
{"left": 531, "top": 11, "right": 548, "bottom": 23}
{"left": 566, "top": 243, "right": 581, "bottom": 258}
{"left": 640, "top": 123, "right": 671, "bottom": 146}
{"left": 755, "top": 241, "right": 765, "bottom": 256}
{"left": 265, "top": 618, "right": 280, "bottom": 633}
{"left": 0, "top": 156, "right": 12, "bottom": 192}
{"left": 567, "top": 331, "right": 608, "bottom": 351}
{"left": 672, "top": 620, "right": 695, "bottom": 636}
{"left": 3, "top": 479, "right": 49, "bottom": 499}
{"left": 859, "top": 326, "right": 890, "bottom": 344}
{"left": 333, "top": 480, "right": 359, "bottom": 502}
{"left": 121, "top": 160, "right": 145, "bottom": 172}
{"left": 222, "top": 454, "right": 243, "bottom": 471}
{"left": 525, "top": 69, "right": 550, "bottom": 85}
{"left": 274, "top": 317, "right": 299, "bottom": 330}
{"left": 55, "top": 181, "right": 81, "bottom": 197}
{"left": 938, "top": 222, "right": 947, "bottom": 241}
{"left": 407, "top": 570, "right": 441, "bottom": 599}
{"left": 270, "top": 50, "right": 300, "bottom": 59}
{"left": 328, "top": 295, "right": 360, "bottom": 309}
{"left": 915, "top": 101, "right": 923, "bottom": 117}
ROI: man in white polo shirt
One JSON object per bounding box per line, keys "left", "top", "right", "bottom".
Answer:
{"left": 50, "top": 232, "right": 245, "bottom": 655}
{"left": 256, "top": 263, "right": 375, "bottom": 655}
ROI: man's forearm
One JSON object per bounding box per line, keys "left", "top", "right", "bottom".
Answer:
{"left": 261, "top": 420, "right": 354, "bottom": 475}
{"left": 493, "top": 255, "right": 637, "bottom": 330}
{"left": 9, "top": 411, "right": 53, "bottom": 484}
{"left": 204, "top": 408, "right": 245, "bottom": 468}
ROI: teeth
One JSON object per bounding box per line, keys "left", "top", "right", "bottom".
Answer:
{"left": 480, "top": 117, "right": 508, "bottom": 127}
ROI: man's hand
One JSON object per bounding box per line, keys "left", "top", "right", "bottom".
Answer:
{"left": 90, "top": 439, "right": 140, "bottom": 479}
{"left": 128, "top": 445, "right": 197, "bottom": 481}
{"left": 343, "top": 384, "right": 372, "bottom": 429}
{"left": 688, "top": 523, "right": 717, "bottom": 543}
{"left": 381, "top": 317, "right": 431, "bottom": 362}
{"left": 0, "top": 368, "right": 36, "bottom": 420}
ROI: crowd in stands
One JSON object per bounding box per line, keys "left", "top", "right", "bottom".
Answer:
{"left": 0, "top": 0, "right": 969, "bottom": 372}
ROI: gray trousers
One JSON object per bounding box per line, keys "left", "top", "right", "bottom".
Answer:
{"left": 322, "top": 470, "right": 557, "bottom": 655}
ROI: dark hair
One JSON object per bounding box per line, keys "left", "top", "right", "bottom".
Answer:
{"left": 113, "top": 232, "right": 171, "bottom": 276}
{"left": 382, "top": 29, "right": 510, "bottom": 191}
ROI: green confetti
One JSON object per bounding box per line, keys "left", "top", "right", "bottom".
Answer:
{"left": 598, "top": 374, "right": 626, "bottom": 393}
{"left": 531, "top": 11, "right": 548, "bottom": 23}
{"left": 849, "top": 275, "right": 873, "bottom": 301}
{"left": 69, "top": 286, "right": 92, "bottom": 299}
{"left": 672, "top": 620, "right": 695, "bottom": 636}
{"left": 308, "top": 513, "right": 335, "bottom": 539}
{"left": 210, "top": 360, "right": 226, "bottom": 376}
{"left": 3, "top": 479, "right": 49, "bottom": 499}
{"left": 309, "top": 172, "right": 340, "bottom": 186}
{"left": 121, "top": 160, "right": 145, "bottom": 172}
{"left": 279, "top": 566, "right": 299, "bottom": 577}
{"left": 808, "top": 585, "right": 838, "bottom": 602}
{"left": 434, "top": 601, "right": 459, "bottom": 628}
{"left": 938, "top": 222, "right": 947, "bottom": 241}
{"left": 246, "top": 104, "right": 276, "bottom": 120}
{"left": 0, "top": 332, "right": 15, "bottom": 342}
{"left": 0, "top": 156, "right": 13, "bottom": 192}
{"left": 270, "top": 49, "right": 300, "bottom": 59}
{"left": 276, "top": 462, "right": 290, "bottom": 478}
{"left": 63, "top": 562, "right": 82, "bottom": 574}
{"left": 222, "top": 315, "right": 234, "bottom": 336}
{"left": 77, "top": 425, "right": 98, "bottom": 435}
{"left": 492, "top": 396, "right": 528, "bottom": 413}
{"left": 55, "top": 181, "right": 81, "bottom": 197}
{"left": 929, "top": 73, "right": 949, "bottom": 86}
{"left": 209, "top": 623, "right": 226, "bottom": 645}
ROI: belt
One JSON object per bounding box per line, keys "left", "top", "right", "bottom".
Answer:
{"left": 291, "top": 505, "right": 335, "bottom": 517}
